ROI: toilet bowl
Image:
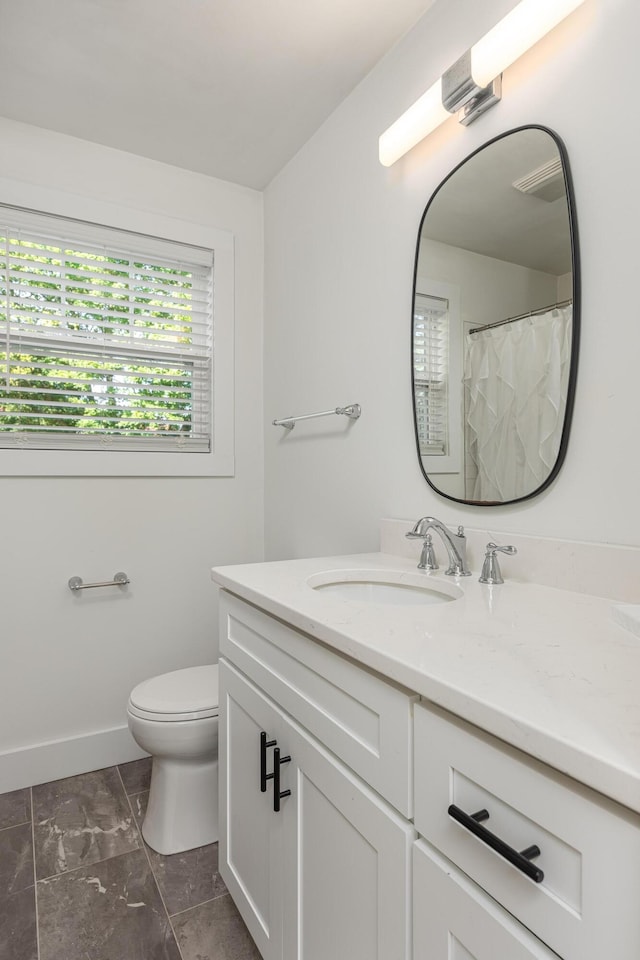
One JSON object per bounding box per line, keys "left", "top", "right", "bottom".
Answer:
{"left": 127, "top": 664, "right": 219, "bottom": 855}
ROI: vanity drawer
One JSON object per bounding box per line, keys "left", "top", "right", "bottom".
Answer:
{"left": 219, "top": 591, "right": 417, "bottom": 817}
{"left": 414, "top": 839, "right": 558, "bottom": 960}
{"left": 414, "top": 702, "right": 640, "bottom": 960}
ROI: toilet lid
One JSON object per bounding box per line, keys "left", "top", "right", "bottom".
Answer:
{"left": 129, "top": 664, "right": 219, "bottom": 721}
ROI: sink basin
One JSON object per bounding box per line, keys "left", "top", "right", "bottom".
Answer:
{"left": 306, "top": 570, "right": 462, "bottom": 605}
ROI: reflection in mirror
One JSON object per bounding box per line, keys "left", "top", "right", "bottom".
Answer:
{"left": 412, "top": 126, "right": 578, "bottom": 506}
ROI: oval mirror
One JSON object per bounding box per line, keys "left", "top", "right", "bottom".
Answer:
{"left": 412, "top": 126, "right": 579, "bottom": 506}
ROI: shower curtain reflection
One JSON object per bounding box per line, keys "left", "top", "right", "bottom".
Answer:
{"left": 464, "top": 306, "right": 572, "bottom": 502}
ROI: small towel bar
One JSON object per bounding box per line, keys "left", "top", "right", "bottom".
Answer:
{"left": 68, "top": 572, "right": 130, "bottom": 592}
{"left": 272, "top": 403, "right": 361, "bottom": 431}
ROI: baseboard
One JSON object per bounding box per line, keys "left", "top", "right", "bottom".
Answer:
{"left": 0, "top": 725, "right": 149, "bottom": 793}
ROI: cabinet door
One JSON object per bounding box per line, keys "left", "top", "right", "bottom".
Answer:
{"left": 413, "top": 840, "right": 559, "bottom": 960}
{"left": 279, "top": 714, "right": 415, "bottom": 960}
{"left": 219, "top": 659, "right": 284, "bottom": 960}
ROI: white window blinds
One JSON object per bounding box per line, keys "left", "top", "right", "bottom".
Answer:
{"left": 0, "top": 206, "right": 214, "bottom": 453}
{"left": 413, "top": 293, "right": 449, "bottom": 456}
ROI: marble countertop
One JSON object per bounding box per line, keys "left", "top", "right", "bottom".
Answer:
{"left": 211, "top": 552, "right": 640, "bottom": 815}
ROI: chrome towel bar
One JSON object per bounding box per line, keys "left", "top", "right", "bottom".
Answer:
{"left": 272, "top": 403, "right": 361, "bottom": 430}
{"left": 68, "top": 572, "right": 130, "bottom": 592}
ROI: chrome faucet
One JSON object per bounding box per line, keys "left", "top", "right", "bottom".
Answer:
{"left": 478, "top": 542, "right": 517, "bottom": 585}
{"left": 406, "top": 516, "right": 472, "bottom": 577}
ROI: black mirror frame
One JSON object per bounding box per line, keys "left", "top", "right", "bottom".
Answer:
{"left": 411, "top": 124, "right": 581, "bottom": 507}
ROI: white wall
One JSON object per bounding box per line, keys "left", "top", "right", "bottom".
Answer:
{"left": 0, "top": 120, "right": 264, "bottom": 787}
{"left": 264, "top": 0, "right": 639, "bottom": 556}
{"left": 418, "top": 239, "right": 560, "bottom": 331}
{"left": 558, "top": 272, "right": 573, "bottom": 301}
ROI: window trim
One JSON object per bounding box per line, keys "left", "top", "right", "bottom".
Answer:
{"left": 0, "top": 178, "right": 234, "bottom": 477}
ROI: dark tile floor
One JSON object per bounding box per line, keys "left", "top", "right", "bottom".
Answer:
{"left": 0, "top": 759, "right": 260, "bottom": 960}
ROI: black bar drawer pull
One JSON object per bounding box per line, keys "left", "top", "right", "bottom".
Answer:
{"left": 448, "top": 804, "right": 544, "bottom": 883}
{"left": 260, "top": 731, "right": 277, "bottom": 792}
{"left": 273, "top": 747, "right": 291, "bottom": 813}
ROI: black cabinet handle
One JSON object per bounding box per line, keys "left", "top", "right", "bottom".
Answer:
{"left": 260, "top": 731, "right": 277, "bottom": 792}
{"left": 273, "top": 746, "right": 291, "bottom": 812}
{"left": 448, "top": 804, "right": 544, "bottom": 883}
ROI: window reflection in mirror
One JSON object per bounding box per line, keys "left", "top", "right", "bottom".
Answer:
{"left": 412, "top": 126, "right": 579, "bottom": 506}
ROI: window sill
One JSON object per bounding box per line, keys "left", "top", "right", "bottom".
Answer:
{"left": 0, "top": 448, "right": 234, "bottom": 477}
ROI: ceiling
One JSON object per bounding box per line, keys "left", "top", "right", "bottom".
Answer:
{"left": 0, "top": 0, "right": 436, "bottom": 190}
{"left": 422, "top": 128, "right": 573, "bottom": 275}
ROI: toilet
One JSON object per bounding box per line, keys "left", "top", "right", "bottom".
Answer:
{"left": 127, "top": 664, "right": 219, "bottom": 856}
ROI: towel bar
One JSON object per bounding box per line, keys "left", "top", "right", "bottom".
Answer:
{"left": 272, "top": 403, "right": 361, "bottom": 431}
{"left": 68, "top": 572, "right": 130, "bottom": 591}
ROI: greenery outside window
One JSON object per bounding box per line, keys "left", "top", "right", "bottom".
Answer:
{"left": 0, "top": 204, "right": 234, "bottom": 476}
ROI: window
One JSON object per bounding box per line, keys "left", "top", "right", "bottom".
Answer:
{"left": 412, "top": 279, "right": 461, "bottom": 475}
{"left": 0, "top": 203, "right": 234, "bottom": 476}
{"left": 413, "top": 292, "right": 450, "bottom": 457}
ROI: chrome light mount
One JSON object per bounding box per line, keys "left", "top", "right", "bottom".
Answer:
{"left": 442, "top": 50, "right": 502, "bottom": 127}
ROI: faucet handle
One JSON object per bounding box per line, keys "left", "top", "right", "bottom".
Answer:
{"left": 488, "top": 542, "right": 517, "bottom": 556}
{"left": 479, "top": 542, "right": 517, "bottom": 585}
{"left": 418, "top": 534, "right": 439, "bottom": 571}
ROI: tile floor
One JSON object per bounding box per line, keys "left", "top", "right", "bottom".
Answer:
{"left": 0, "top": 758, "right": 260, "bottom": 960}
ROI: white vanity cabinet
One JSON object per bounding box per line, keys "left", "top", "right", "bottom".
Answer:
{"left": 218, "top": 592, "right": 416, "bottom": 960}
{"left": 216, "top": 586, "right": 640, "bottom": 960}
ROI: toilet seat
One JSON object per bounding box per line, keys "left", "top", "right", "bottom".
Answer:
{"left": 128, "top": 664, "right": 219, "bottom": 723}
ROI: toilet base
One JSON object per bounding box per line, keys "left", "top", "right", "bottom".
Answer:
{"left": 142, "top": 756, "right": 219, "bottom": 855}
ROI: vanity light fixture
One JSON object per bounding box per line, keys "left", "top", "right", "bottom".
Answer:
{"left": 379, "top": 0, "right": 586, "bottom": 166}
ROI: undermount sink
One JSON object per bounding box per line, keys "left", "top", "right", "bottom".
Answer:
{"left": 306, "top": 570, "right": 462, "bottom": 605}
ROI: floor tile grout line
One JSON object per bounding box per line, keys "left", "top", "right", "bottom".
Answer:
{"left": 116, "top": 765, "right": 187, "bottom": 960}
{"left": 118, "top": 771, "right": 146, "bottom": 842}
{"left": 169, "top": 890, "right": 232, "bottom": 920}
{"left": 115, "top": 766, "right": 147, "bottom": 852}
{"left": 0, "top": 883, "right": 36, "bottom": 907}
{"left": 126, "top": 787, "right": 150, "bottom": 804}
{"left": 0, "top": 817, "right": 32, "bottom": 834}
{"left": 36, "top": 842, "right": 144, "bottom": 884}
{"left": 30, "top": 787, "right": 41, "bottom": 960}
{"left": 117, "top": 759, "right": 152, "bottom": 799}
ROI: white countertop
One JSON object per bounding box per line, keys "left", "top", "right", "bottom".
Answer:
{"left": 211, "top": 552, "right": 640, "bottom": 815}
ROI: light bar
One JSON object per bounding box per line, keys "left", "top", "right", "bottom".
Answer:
{"left": 379, "top": 0, "right": 586, "bottom": 166}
